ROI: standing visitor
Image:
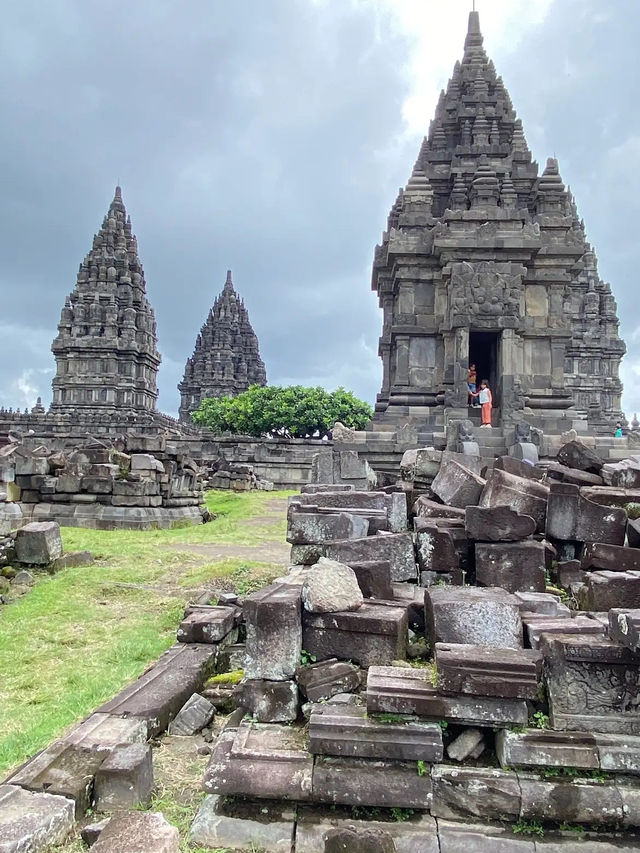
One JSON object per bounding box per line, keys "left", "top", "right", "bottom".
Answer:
{"left": 467, "top": 363, "right": 478, "bottom": 406}
{"left": 474, "top": 379, "right": 493, "bottom": 428}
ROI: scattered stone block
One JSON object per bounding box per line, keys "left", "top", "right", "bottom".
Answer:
{"left": 425, "top": 586, "right": 523, "bottom": 649}
{"left": 237, "top": 679, "right": 299, "bottom": 722}
{"left": 431, "top": 766, "right": 521, "bottom": 821}
{"left": 518, "top": 774, "right": 624, "bottom": 826}
{"left": 189, "top": 795, "right": 295, "bottom": 852}
{"left": 167, "top": 693, "right": 215, "bottom": 735}
{"left": 287, "top": 510, "right": 369, "bottom": 545}
{"left": 97, "top": 642, "right": 217, "bottom": 736}
{"left": 324, "top": 533, "right": 417, "bottom": 583}
{"left": 431, "top": 460, "right": 485, "bottom": 508}
{"left": 303, "top": 602, "right": 407, "bottom": 667}
{"left": 12, "top": 570, "right": 34, "bottom": 586}
{"left": 14, "top": 521, "right": 63, "bottom": 565}
{"left": 415, "top": 521, "right": 466, "bottom": 582}
{"left": 413, "top": 497, "right": 466, "bottom": 521}
{"left": 494, "top": 455, "right": 545, "bottom": 480}
{"left": 436, "top": 819, "right": 535, "bottom": 853}
{"left": 348, "top": 560, "right": 393, "bottom": 600}
{"left": 302, "top": 558, "right": 363, "bottom": 613}
{"left": 495, "top": 729, "right": 600, "bottom": 770}
{"left": 579, "top": 571, "right": 640, "bottom": 611}
{"left": 446, "top": 728, "right": 486, "bottom": 762}
{"left": 177, "top": 606, "right": 237, "bottom": 644}
{"left": 63, "top": 713, "right": 147, "bottom": 749}
{"left": 627, "top": 517, "right": 640, "bottom": 548}
{"left": 581, "top": 542, "right": 640, "bottom": 572}
{"left": 465, "top": 505, "right": 536, "bottom": 541}
{"left": 324, "top": 827, "right": 397, "bottom": 853}
{"left": 296, "top": 659, "right": 360, "bottom": 702}
{"left": 435, "top": 643, "right": 542, "bottom": 699}
{"left": 608, "top": 608, "right": 640, "bottom": 652}
{"left": 366, "top": 666, "right": 528, "bottom": 727}
{"left": 94, "top": 743, "right": 153, "bottom": 811}
{"left": 475, "top": 541, "right": 549, "bottom": 593}
{"left": 523, "top": 613, "right": 605, "bottom": 649}
{"left": 244, "top": 582, "right": 302, "bottom": 681}
{"left": 546, "top": 479, "right": 628, "bottom": 546}
{"left": 308, "top": 704, "right": 443, "bottom": 761}
{"left": 312, "top": 755, "right": 432, "bottom": 809}
{"left": 0, "top": 784, "right": 75, "bottom": 853}
{"left": 204, "top": 721, "right": 313, "bottom": 801}
{"left": 301, "top": 484, "right": 355, "bottom": 494}
{"left": 546, "top": 461, "right": 604, "bottom": 486}
{"left": 557, "top": 440, "right": 604, "bottom": 474}
{"left": 50, "top": 550, "right": 93, "bottom": 570}
{"left": 480, "top": 468, "right": 549, "bottom": 531}
{"left": 514, "top": 591, "right": 569, "bottom": 617}
{"left": 81, "top": 817, "right": 110, "bottom": 846}
{"left": 91, "top": 811, "right": 179, "bottom": 853}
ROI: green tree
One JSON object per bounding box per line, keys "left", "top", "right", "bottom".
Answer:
{"left": 192, "top": 385, "right": 373, "bottom": 438}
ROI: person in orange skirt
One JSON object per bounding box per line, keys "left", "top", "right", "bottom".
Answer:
{"left": 474, "top": 379, "right": 493, "bottom": 428}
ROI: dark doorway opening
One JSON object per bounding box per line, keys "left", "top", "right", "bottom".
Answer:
{"left": 469, "top": 331, "right": 500, "bottom": 406}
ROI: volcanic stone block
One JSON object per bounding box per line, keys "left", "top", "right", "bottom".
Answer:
{"left": 431, "top": 460, "right": 485, "bottom": 508}
{"left": 475, "top": 541, "right": 548, "bottom": 593}
{"left": 582, "top": 542, "right": 640, "bottom": 572}
{"left": 177, "top": 607, "right": 237, "bottom": 644}
{"left": 348, "top": 561, "right": 393, "bottom": 599}
{"left": 425, "top": 586, "right": 523, "bottom": 649}
{"left": 15, "top": 456, "right": 49, "bottom": 476}
{"left": 523, "top": 614, "right": 606, "bottom": 649}
{"left": 7, "top": 742, "right": 107, "bottom": 816}
{"left": 91, "top": 811, "right": 180, "bottom": 853}
{"left": 295, "top": 807, "right": 440, "bottom": 853}
{"left": 479, "top": 469, "right": 549, "bottom": 531}
{"left": 446, "top": 728, "right": 486, "bottom": 762}
{"left": 301, "top": 558, "right": 364, "bottom": 613}
{"left": 97, "top": 643, "right": 217, "bottom": 736}
{"left": 290, "top": 491, "right": 407, "bottom": 534}
{"left": 296, "top": 659, "right": 360, "bottom": 702}
{"left": 518, "top": 775, "right": 625, "bottom": 826}
{"left": 628, "top": 517, "right": 640, "bottom": 548}
{"left": 608, "top": 608, "right": 640, "bottom": 652}
{"left": 546, "top": 482, "right": 626, "bottom": 545}
{"left": 0, "top": 784, "right": 75, "bottom": 853}
{"left": 579, "top": 571, "right": 640, "bottom": 611}
{"left": 324, "top": 828, "right": 396, "bottom": 853}
{"left": 436, "top": 820, "right": 537, "bottom": 853}
{"left": 465, "top": 505, "right": 536, "bottom": 542}
{"left": 366, "top": 666, "right": 528, "bottom": 726}
{"left": 435, "top": 643, "right": 542, "bottom": 699}
{"left": 495, "top": 729, "right": 600, "bottom": 770}
{"left": 302, "top": 602, "right": 407, "bottom": 667}
{"left": 595, "top": 733, "right": 640, "bottom": 774}
{"left": 14, "top": 521, "right": 63, "bottom": 565}
{"left": 244, "top": 583, "right": 302, "bottom": 681}
{"left": 312, "top": 756, "right": 432, "bottom": 809}
{"left": 431, "top": 766, "right": 521, "bottom": 821}
{"left": 413, "top": 497, "right": 466, "bottom": 521}
{"left": 415, "top": 524, "right": 465, "bottom": 582}
{"left": 167, "top": 693, "right": 215, "bottom": 735}
{"left": 301, "top": 484, "right": 355, "bottom": 493}
{"left": 543, "top": 634, "right": 640, "bottom": 734}
{"left": 189, "top": 795, "right": 295, "bottom": 852}
{"left": 324, "top": 533, "right": 417, "bottom": 583}
{"left": 286, "top": 510, "right": 369, "bottom": 545}
{"left": 514, "top": 592, "right": 569, "bottom": 617}
{"left": 94, "top": 744, "right": 153, "bottom": 811}
{"left": 494, "top": 455, "right": 545, "bottom": 480}
{"left": 237, "top": 679, "right": 299, "bottom": 723}
{"left": 557, "top": 440, "right": 604, "bottom": 474}
{"left": 204, "top": 721, "right": 313, "bottom": 801}
{"left": 308, "top": 704, "right": 443, "bottom": 761}
{"left": 546, "top": 462, "right": 604, "bottom": 486}
{"left": 63, "top": 713, "right": 147, "bottom": 749}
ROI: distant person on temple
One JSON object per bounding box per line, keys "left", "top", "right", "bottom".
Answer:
{"left": 615, "top": 422, "right": 623, "bottom": 437}
{"left": 473, "top": 379, "right": 492, "bottom": 428}
{"left": 467, "top": 363, "right": 478, "bottom": 406}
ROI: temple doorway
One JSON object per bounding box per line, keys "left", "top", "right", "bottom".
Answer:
{"left": 469, "top": 331, "right": 500, "bottom": 406}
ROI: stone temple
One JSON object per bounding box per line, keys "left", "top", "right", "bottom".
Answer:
{"left": 178, "top": 270, "right": 267, "bottom": 424}
{"left": 371, "top": 11, "right": 625, "bottom": 438}
{"left": 51, "top": 187, "right": 161, "bottom": 415}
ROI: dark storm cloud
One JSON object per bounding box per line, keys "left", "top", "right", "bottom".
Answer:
{"left": 1, "top": 0, "right": 639, "bottom": 416}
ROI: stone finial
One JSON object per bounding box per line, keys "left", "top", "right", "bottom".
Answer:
{"left": 500, "top": 174, "right": 517, "bottom": 208}
{"left": 632, "top": 413, "right": 639, "bottom": 431}
{"left": 470, "top": 156, "right": 500, "bottom": 207}
{"left": 465, "top": 10, "right": 483, "bottom": 51}
{"left": 450, "top": 173, "right": 468, "bottom": 210}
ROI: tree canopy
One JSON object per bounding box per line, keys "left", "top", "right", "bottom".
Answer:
{"left": 191, "top": 385, "right": 373, "bottom": 438}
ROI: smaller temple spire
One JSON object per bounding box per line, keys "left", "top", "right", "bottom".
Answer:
{"left": 464, "top": 10, "right": 484, "bottom": 54}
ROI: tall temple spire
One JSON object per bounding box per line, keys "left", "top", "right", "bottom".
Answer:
{"left": 51, "top": 187, "right": 161, "bottom": 414}
{"left": 178, "top": 271, "right": 267, "bottom": 423}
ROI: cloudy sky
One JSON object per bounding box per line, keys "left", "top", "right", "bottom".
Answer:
{"left": 1, "top": 0, "right": 639, "bottom": 418}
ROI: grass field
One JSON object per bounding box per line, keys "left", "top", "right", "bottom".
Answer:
{"left": 0, "top": 490, "right": 293, "bottom": 778}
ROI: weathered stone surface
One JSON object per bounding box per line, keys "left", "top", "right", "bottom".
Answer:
{"left": 302, "top": 558, "right": 364, "bottom": 613}
{"left": 604, "top": 457, "right": 640, "bottom": 489}
{"left": 324, "top": 534, "right": 417, "bottom": 583}
{"left": 475, "top": 541, "right": 549, "bottom": 593}
{"left": 204, "top": 721, "right": 313, "bottom": 801}
{"left": 63, "top": 713, "right": 147, "bottom": 749}
{"left": 523, "top": 613, "right": 606, "bottom": 649}
{"left": 465, "top": 505, "right": 535, "bottom": 542}
{"left": 579, "top": 571, "right": 640, "bottom": 611}
{"left": 436, "top": 819, "right": 535, "bottom": 853}
{"left": 582, "top": 542, "right": 640, "bottom": 572}
{"left": 189, "top": 795, "right": 294, "bottom": 853}
{"left": 494, "top": 456, "right": 545, "bottom": 481}
{"left": 518, "top": 774, "right": 625, "bottom": 826}
{"left": 287, "top": 510, "right": 369, "bottom": 545}
{"left": 324, "top": 827, "right": 397, "bottom": 853}
{"left": 308, "top": 704, "right": 443, "bottom": 761}
{"left": 446, "top": 728, "right": 486, "bottom": 762}
{"left": 244, "top": 582, "right": 302, "bottom": 681}
{"left": 557, "top": 440, "right": 604, "bottom": 474}
{"left": 290, "top": 491, "right": 407, "bottom": 534}
{"left": 543, "top": 634, "right": 640, "bottom": 734}
{"left": 514, "top": 591, "right": 569, "bottom": 617}
{"left": 546, "top": 482, "right": 626, "bottom": 545}
{"left": 177, "top": 606, "right": 237, "bottom": 644}
{"left": 0, "top": 784, "right": 74, "bottom": 853}
{"left": 312, "top": 756, "right": 432, "bottom": 809}
{"left": 301, "top": 484, "right": 355, "bottom": 494}
{"left": 237, "top": 679, "right": 299, "bottom": 723}
{"left": 480, "top": 469, "right": 549, "bottom": 532}
{"left": 296, "top": 659, "right": 360, "bottom": 702}
{"left": 546, "top": 461, "right": 604, "bottom": 486}
{"left": 14, "top": 521, "right": 63, "bottom": 565}
{"left": 366, "top": 666, "right": 528, "bottom": 726}
{"left": 91, "top": 811, "right": 179, "bottom": 853}
{"left": 425, "top": 586, "right": 523, "bottom": 649}
{"left": 81, "top": 818, "right": 110, "bottom": 846}
{"left": 608, "top": 608, "right": 640, "bottom": 652}
{"left": 413, "top": 497, "right": 466, "bottom": 521}
{"left": 97, "top": 642, "right": 217, "bottom": 736}
{"left": 435, "top": 642, "right": 542, "bottom": 699}
{"left": 627, "top": 517, "right": 640, "bottom": 548}
{"left": 167, "top": 693, "right": 215, "bottom": 735}
{"left": 495, "top": 729, "right": 600, "bottom": 770}
{"left": 431, "top": 460, "right": 485, "bottom": 508}
{"left": 303, "top": 602, "right": 407, "bottom": 667}
{"left": 94, "top": 743, "right": 153, "bottom": 811}
{"left": 348, "top": 560, "right": 393, "bottom": 600}
{"left": 431, "top": 766, "right": 521, "bottom": 821}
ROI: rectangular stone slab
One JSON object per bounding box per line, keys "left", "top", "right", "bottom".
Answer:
{"left": 286, "top": 510, "right": 369, "bottom": 545}
{"left": 542, "top": 634, "right": 640, "bottom": 734}
{"left": 308, "top": 704, "right": 443, "bottom": 761}
{"left": 97, "top": 643, "right": 217, "bottom": 736}
{"left": 425, "top": 585, "right": 523, "bottom": 649}
{"left": 435, "top": 643, "right": 542, "bottom": 699}
{"left": 608, "top": 608, "right": 640, "bottom": 652}
{"left": 177, "top": 607, "right": 237, "bottom": 644}
{"left": 431, "top": 766, "right": 521, "bottom": 821}
{"left": 518, "top": 774, "right": 626, "bottom": 827}
{"left": 189, "top": 795, "right": 295, "bottom": 853}
{"left": 347, "top": 560, "right": 393, "bottom": 600}
{"left": 579, "top": 571, "right": 640, "bottom": 611}
{"left": 475, "top": 541, "right": 547, "bottom": 594}
{"left": 523, "top": 613, "right": 605, "bottom": 649}
{"left": 324, "top": 533, "right": 417, "bottom": 582}
{"left": 244, "top": 582, "right": 302, "bottom": 681}
{"left": 545, "top": 482, "right": 626, "bottom": 545}
{"left": 312, "top": 756, "right": 432, "bottom": 809}
{"left": 0, "top": 784, "right": 75, "bottom": 853}
{"left": 290, "top": 491, "right": 407, "bottom": 533}
{"left": 465, "top": 505, "right": 536, "bottom": 542}
{"left": 295, "top": 659, "right": 361, "bottom": 702}
{"left": 582, "top": 542, "right": 640, "bottom": 572}
{"left": 479, "top": 468, "right": 549, "bottom": 532}
{"left": 62, "top": 713, "right": 147, "bottom": 748}
{"left": 204, "top": 722, "right": 313, "bottom": 801}
{"left": 366, "top": 666, "right": 528, "bottom": 727}
{"left": 495, "top": 729, "right": 600, "bottom": 770}
{"left": 302, "top": 602, "right": 407, "bottom": 667}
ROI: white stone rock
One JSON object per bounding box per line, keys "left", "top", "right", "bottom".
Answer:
{"left": 301, "top": 557, "right": 364, "bottom": 613}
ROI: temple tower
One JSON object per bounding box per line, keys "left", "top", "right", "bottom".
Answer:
{"left": 371, "top": 12, "right": 625, "bottom": 436}
{"left": 178, "top": 270, "right": 266, "bottom": 423}
{"left": 51, "top": 187, "right": 161, "bottom": 415}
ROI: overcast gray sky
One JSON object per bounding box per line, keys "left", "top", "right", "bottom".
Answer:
{"left": 1, "top": 0, "right": 639, "bottom": 418}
